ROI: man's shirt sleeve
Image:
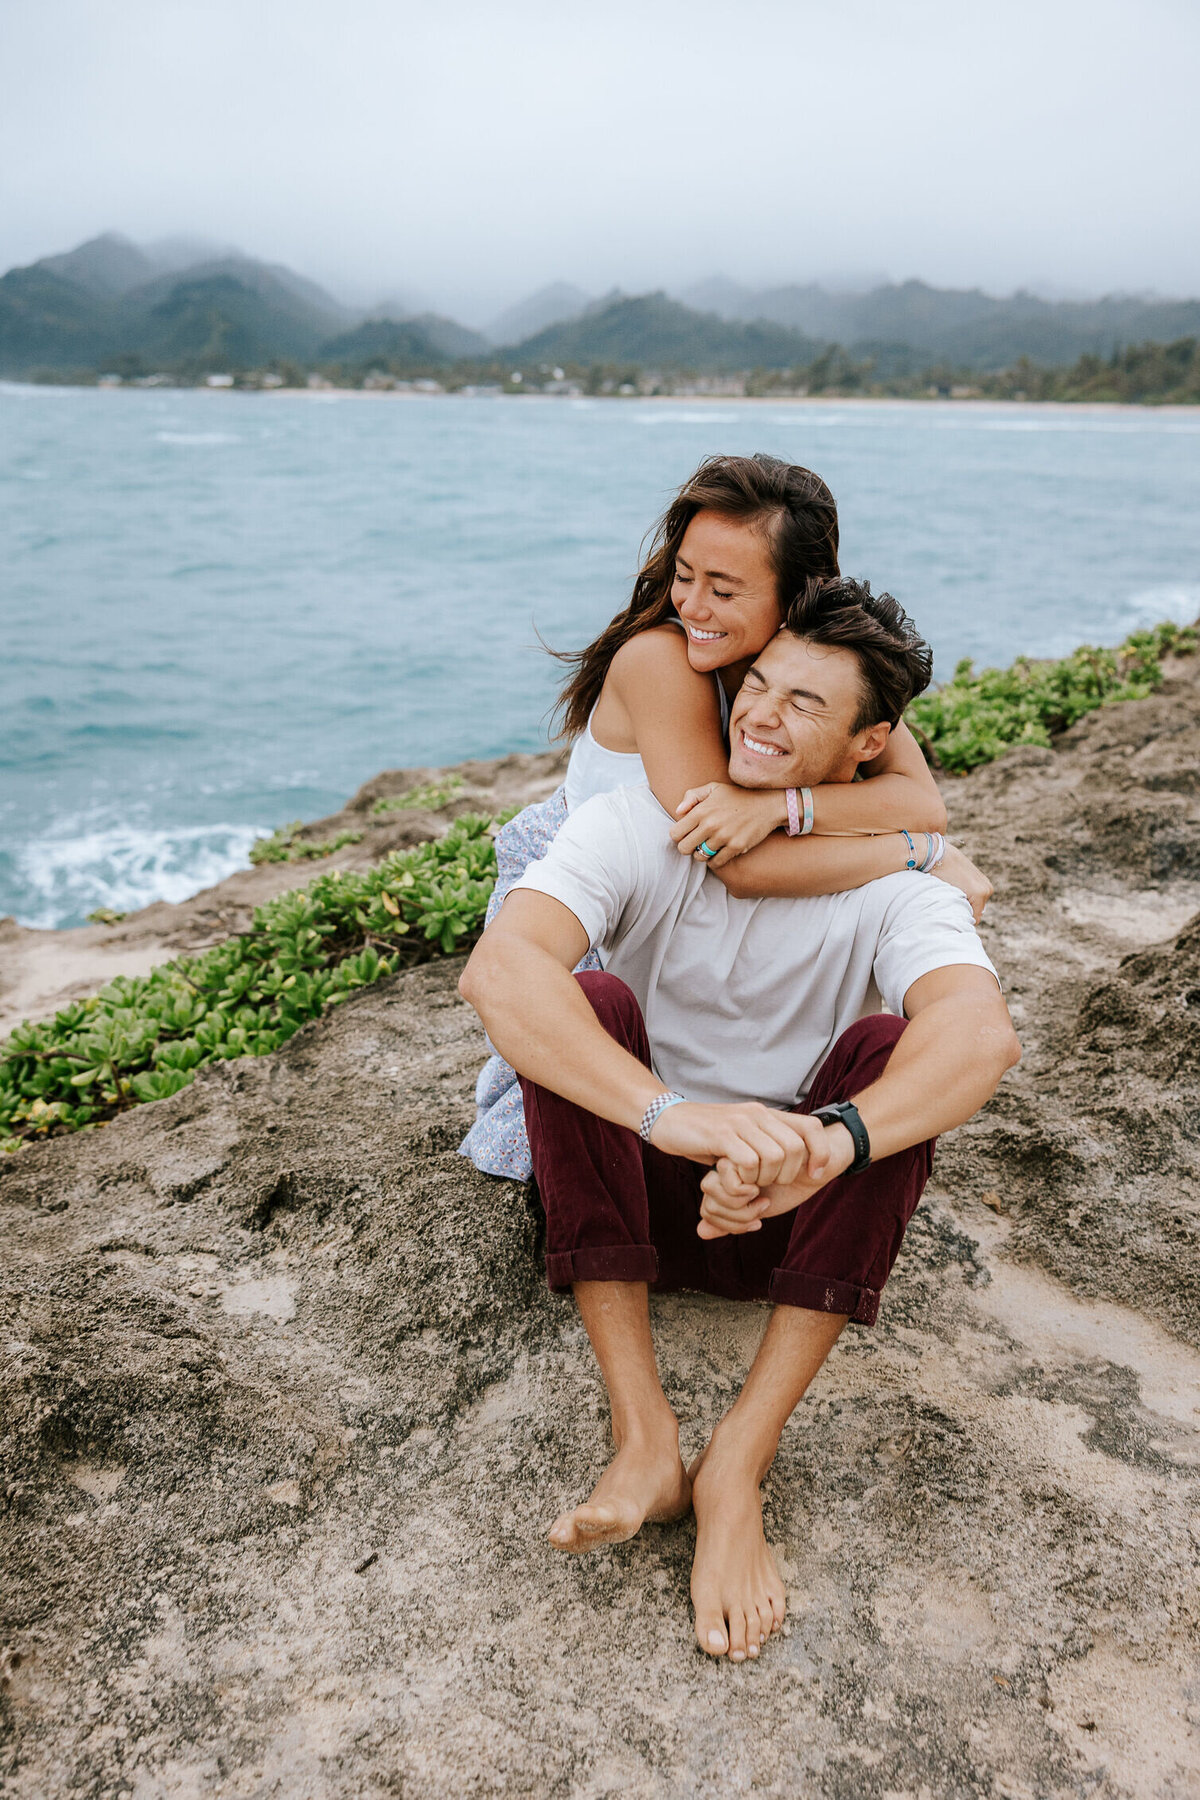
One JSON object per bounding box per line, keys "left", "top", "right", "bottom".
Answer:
{"left": 871, "top": 877, "right": 1000, "bottom": 1017}
{"left": 508, "top": 792, "right": 643, "bottom": 954}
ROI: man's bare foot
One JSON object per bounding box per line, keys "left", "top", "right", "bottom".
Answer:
{"left": 548, "top": 1418, "right": 691, "bottom": 1553}
{"left": 689, "top": 1428, "right": 787, "bottom": 1660}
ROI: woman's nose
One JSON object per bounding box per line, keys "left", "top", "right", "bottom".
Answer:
{"left": 677, "top": 586, "right": 711, "bottom": 620}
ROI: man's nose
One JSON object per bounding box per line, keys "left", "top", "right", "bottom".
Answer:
{"left": 743, "top": 690, "right": 782, "bottom": 729}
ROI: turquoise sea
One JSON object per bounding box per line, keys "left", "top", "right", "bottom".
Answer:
{"left": 3, "top": 384, "right": 1199, "bottom": 930}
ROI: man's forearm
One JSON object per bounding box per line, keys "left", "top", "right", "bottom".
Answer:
{"left": 464, "top": 937, "right": 664, "bottom": 1131}
{"left": 850, "top": 988, "right": 1019, "bottom": 1160}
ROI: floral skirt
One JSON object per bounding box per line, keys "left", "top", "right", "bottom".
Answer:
{"left": 458, "top": 786, "right": 601, "bottom": 1180}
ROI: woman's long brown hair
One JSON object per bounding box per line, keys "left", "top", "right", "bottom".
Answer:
{"left": 552, "top": 452, "right": 840, "bottom": 740}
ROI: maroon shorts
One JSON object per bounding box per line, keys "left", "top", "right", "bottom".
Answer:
{"left": 518, "top": 972, "right": 934, "bottom": 1326}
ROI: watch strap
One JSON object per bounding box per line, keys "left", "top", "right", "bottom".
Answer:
{"left": 812, "top": 1100, "right": 871, "bottom": 1174}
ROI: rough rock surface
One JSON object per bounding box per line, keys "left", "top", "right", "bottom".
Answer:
{"left": 2, "top": 675, "right": 1199, "bottom": 1798}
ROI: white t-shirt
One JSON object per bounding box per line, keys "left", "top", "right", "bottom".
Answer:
{"left": 512, "top": 785, "right": 999, "bottom": 1109}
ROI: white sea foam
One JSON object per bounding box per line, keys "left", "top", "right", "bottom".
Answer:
{"left": 632, "top": 410, "right": 739, "bottom": 426}
{"left": 980, "top": 415, "right": 1200, "bottom": 435}
{"left": 154, "top": 431, "right": 243, "bottom": 445}
{"left": 13, "top": 820, "right": 264, "bottom": 931}
{"left": 1118, "top": 583, "right": 1200, "bottom": 631}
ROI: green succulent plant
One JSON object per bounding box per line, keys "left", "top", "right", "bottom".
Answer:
{"left": 249, "top": 822, "right": 364, "bottom": 865}
{"left": 371, "top": 775, "right": 466, "bottom": 815}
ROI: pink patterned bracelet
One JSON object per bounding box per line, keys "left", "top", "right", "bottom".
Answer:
{"left": 785, "top": 787, "right": 814, "bottom": 837}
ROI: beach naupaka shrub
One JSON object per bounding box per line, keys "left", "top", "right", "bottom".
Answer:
{"left": 906, "top": 621, "right": 1196, "bottom": 774}
{"left": 248, "top": 821, "right": 365, "bottom": 864}
{"left": 1, "top": 816, "right": 499, "bottom": 1154}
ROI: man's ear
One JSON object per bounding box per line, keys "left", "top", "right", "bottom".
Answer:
{"left": 851, "top": 720, "right": 892, "bottom": 766}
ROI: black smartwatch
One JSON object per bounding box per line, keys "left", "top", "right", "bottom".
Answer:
{"left": 812, "top": 1101, "right": 871, "bottom": 1175}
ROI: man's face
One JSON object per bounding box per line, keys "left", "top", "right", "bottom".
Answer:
{"left": 727, "top": 631, "right": 890, "bottom": 789}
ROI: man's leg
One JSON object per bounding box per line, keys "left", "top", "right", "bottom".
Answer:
{"left": 690, "top": 1015, "right": 933, "bottom": 1659}
{"left": 691, "top": 1306, "right": 846, "bottom": 1660}
{"left": 548, "top": 1280, "right": 692, "bottom": 1550}
{"left": 519, "top": 972, "right": 695, "bottom": 1552}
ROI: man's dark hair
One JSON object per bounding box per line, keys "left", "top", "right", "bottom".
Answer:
{"left": 782, "top": 576, "right": 933, "bottom": 732}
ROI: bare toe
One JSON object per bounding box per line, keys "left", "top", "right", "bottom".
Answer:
{"left": 727, "top": 1607, "right": 749, "bottom": 1662}
{"left": 693, "top": 1590, "right": 728, "bottom": 1657}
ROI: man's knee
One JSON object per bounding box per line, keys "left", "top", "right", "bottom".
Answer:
{"left": 574, "top": 970, "right": 639, "bottom": 1028}
{"left": 839, "top": 1013, "right": 907, "bottom": 1057}
{"left": 808, "top": 1012, "right": 907, "bottom": 1107}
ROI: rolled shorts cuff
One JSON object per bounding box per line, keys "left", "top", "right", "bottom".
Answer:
{"left": 545, "top": 1245, "right": 660, "bottom": 1291}
{"left": 767, "top": 1267, "right": 881, "bottom": 1325}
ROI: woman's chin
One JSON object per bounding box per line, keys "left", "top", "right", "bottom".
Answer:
{"left": 686, "top": 640, "right": 732, "bottom": 673}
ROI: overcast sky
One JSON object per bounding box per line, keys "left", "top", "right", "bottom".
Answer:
{"left": 3, "top": 0, "right": 1198, "bottom": 322}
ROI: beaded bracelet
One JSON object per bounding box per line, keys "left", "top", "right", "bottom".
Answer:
{"left": 919, "top": 832, "right": 947, "bottom": 872}
{"left": 900, "top": 828, "right": 918, "bottom": 870}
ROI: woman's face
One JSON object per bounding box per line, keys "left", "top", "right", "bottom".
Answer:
{"left": 670, "top": 509, "right": 782, "bottom": 674}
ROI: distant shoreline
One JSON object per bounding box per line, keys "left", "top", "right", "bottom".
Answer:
{"left": 5, "top": 381, "right": 1197, "bottom": 414}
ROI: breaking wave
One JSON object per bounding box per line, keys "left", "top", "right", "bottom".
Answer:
{"left": 4, "top": 818, "right": 265, "bottom": 931}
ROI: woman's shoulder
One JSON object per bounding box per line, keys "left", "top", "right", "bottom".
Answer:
{"left": 607, "top": 622, "right": 703, "bottom": 687}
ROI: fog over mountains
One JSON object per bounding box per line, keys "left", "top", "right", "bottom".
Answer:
{"left": 3, "top": 232, "right": 1200, "bottom": 380}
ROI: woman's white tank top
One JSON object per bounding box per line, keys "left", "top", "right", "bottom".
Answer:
{"left": 562, "top": 650, "right": 731, "bottom": 814}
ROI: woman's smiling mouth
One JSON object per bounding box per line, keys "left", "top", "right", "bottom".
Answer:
{"left": 686, "top": 625, "right": 727, "bottom": 643}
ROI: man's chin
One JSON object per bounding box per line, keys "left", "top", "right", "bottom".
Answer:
{"left": 727, "top": 753, "right": 795, "bottom": 790}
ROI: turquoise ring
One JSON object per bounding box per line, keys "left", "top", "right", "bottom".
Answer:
{"left": 699, "top": 841, "right": 717, "bottom": 859}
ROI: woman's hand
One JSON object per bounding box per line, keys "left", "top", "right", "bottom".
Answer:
{"left": 669, "top": 783, "right": 788, "bottom": 867}
{"left": 932, "top": 843, "right": 993, "bottom": 923}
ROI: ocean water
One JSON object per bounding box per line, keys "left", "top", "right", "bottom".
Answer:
{"left": 3, "top": 384, "right": 1199, "bottom": 930}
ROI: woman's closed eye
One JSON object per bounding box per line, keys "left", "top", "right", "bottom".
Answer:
{"left": 674, "top": 569, "right": 733, "bottom": 600}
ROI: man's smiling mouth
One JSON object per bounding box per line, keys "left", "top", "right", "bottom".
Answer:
{"left": 739, "top": 730, "right": 787, "bottom": 759}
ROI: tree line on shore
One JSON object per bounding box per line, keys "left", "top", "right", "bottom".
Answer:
{"left": 26, "top": 333, "right": 1200, "bottom": 405}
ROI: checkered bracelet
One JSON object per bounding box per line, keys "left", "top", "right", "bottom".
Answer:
{"left": 639, "top": 1091, "right": 687, "bottom": 1143}
{"left": 784, "top": 787, "right": 814, "bottom": 837}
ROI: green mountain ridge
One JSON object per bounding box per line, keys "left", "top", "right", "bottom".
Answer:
{"left": 503, "top": 292, "right": 823, "bottom": 371}
{"left": 320, "top": 313, "right": 491, "bottom": 366}
{"left": 678, "top": 276, "right": 1200, "bottom": 372}
{"left": 0, "top": 236, "right": 350, "bottom": 375}
{"left": 4, "top": 234, "right": 1200, "bottom": 382}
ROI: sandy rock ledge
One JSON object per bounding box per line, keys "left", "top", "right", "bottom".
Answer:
{"left": 2, "top": 684, "right": 1199, "bottom": 1798}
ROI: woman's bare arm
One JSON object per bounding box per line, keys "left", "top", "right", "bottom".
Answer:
{"left": 592, "top": 628, "right": 976, "bottom": 908}
{"left": 598, "top": 626, "right": 732, "bottom": 814}
{"left": 809, "top": 721, "right": 947, "bottom": 834}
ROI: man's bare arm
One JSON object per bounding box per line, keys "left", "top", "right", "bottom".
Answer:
{"left": 848, "top": 964, "right": 1020, "bottom": 1160}
{"left": 699, "top": 964, "right": 1020, "bottom": 1237}
{"left": 459, "top": 891, "right": 831, "bottom": 1185}
{"left": 460, "top": 890, "right": 658, "bottom": 1128}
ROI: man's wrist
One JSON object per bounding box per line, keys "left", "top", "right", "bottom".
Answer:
{"left": 812, "top": 1101, "right": 870, "bottom": 1173}
{"left": 639, "top": 1090, "right": 687, "bottom": 1143}
{"left": 820, "top": 1118, "right": 857, "bottom": 1173}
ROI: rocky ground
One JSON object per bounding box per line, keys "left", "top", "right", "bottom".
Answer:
{"left": 2, "top": 668, "right": 1198, "bottom": 1798}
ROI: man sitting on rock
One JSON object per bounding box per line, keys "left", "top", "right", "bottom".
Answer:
{"left": 459, "top": 578, "right": 1021, "bottom": 1663}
